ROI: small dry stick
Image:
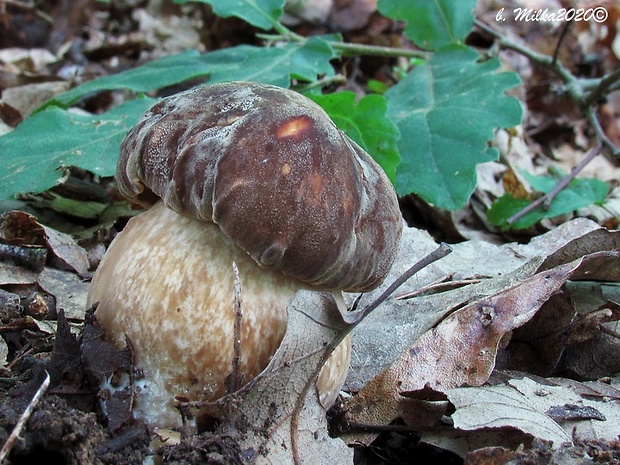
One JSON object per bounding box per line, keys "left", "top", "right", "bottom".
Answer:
{"left": 507, "top": 141, "right": 603, "bottom": 225}
{"left": 228, "top": 262, "right": 243, "bottom": 394}
{"left": 290, "top": 242, "right": 453, "bottom": 465}
{"left": 339, "top": 242, "right": 453, "bottom": 325}
{"left": 551, "top": 20, "right": 572, "bottom": 66}
{"left": 0, "top": 371, "right": 50, "bottom": 463}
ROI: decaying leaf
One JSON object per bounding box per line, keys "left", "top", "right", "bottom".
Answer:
{"left": 340, "top": 262, "right": 576, "bottom": 445}
{"left": 443, "top": 375, "right": 620, "bottom": 452}
{"left": 349, "top": 219, "right": 620, "bottom": 389}
{"left": 201, "top": 291, "right": 353, "bottom": 464}
{"left": 339, "top": 220, "right": 619, "bottom": 447}
{"left": 0, "top": 210, "right": 89, "bottom": 276}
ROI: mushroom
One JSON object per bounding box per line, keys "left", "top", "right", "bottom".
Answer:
{"left": 87, "top": 81, "right": 403, "bottom": 429}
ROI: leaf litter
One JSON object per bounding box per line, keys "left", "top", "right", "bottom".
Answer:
{"left": 0, "top": 1, "right": 619, "bottom": 464}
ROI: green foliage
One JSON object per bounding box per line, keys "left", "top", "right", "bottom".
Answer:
{"left": 0, "top": 0, "right": 524, "bottom": 213}
{"left": 378, "top": 0, "right": 477, "bottom": 49}
{"left": 173, "top": 0, "right": 285, "bottom": 30}
{"left": 0, "top": 97, "right": 156, "bottom": 201}
{"left": 386, "top": 45, "right": 522, "bottom": 209}
{"left": 200, "top": 37, "right": 335, "bottom": 85}
{"left": 488, "top": 170, "right": 609, "bottom": 230}
{"left": 376, "top": 0, "right": 522, "bottom": 209}
{"left": 0, "top": 39, "right": 335, "bottom": 200}
{"left": 42, "top": 51, "right": 209, "bottom": 109}
{"left": 308, "top": 92, "right": 400, "bottom": 182}
{"left": 43, "top": 39, "right": 335, "bottom": 110}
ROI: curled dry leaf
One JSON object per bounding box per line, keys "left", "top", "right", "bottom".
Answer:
{"left": 350, "top": 218, "right": 620, "bottom": 389}
{"left": 340, "top": 244, "right": 620, "bottom": 446}
{"left": 0, "top": 210, "right": 89, "bottom": 276}
{"left": 444, "top": 375, "right": 620, "bottom": 451}
{"left": 198, "top": 291, "right": 353, "bottom": 465}
{"left": 507, "top": 290, "right": 620, "bottom": 377}
{"left": 340, "top": 261, "right": 577, "bottom": 445}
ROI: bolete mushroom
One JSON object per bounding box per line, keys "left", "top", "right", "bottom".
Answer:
{"left": 87, "top": 81, "right": 403, "bottom": 429}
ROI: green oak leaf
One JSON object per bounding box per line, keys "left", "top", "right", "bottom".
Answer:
{"left": 488, "top": 171, "right": 610, "bottom": 229}
{"left": 308, "top": 91, "right": 400, "bottom": 183}
{"left": 173, "top": 0, "right": 284, "bottom": 30}
{"left": 386, "top": 44, "right": 522, "bottom": 210}
{"left": 0, "top": 97, "right": 157, "bottom": 201}
{"left": 378, "top": 0, "right": 477, "bottom": 49}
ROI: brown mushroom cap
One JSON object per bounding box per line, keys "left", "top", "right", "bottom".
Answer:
{"left": 117, "top": 81, "right": 402, "bottom": 292}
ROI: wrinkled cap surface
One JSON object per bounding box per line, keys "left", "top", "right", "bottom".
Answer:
{"left": 117, "top": 81, "right": 402, "bottom": 292}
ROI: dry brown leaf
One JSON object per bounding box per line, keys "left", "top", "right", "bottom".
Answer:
{"left": 341, "top": 262, "right": 576, "bottom": 445}
{"left": 341, "top": 222, "right": 619, "bottom": 446}
{"left": 444, "top": 375, "right": 620, "bottom": 448}
{"left": 349, "top": 218, "right": 615, "bottom": 391}
{"left": 201, "top": 291, "right": 353, "bottom": 464}
{"left": 42, "top": 227, "right": 90, "bottom": 277}
{"left": 37, "top": 267, "right": 89, "bottom": 320}
{"left": 0, "top": 48, "right": 58, "bottom": 74}
{"left": 1, "top": 81, "right": 71, "bottom": 119}
{"left": 133, "top": 8, "right": 203, "bottom": 56}
{"left": 0, "top": 210, "right": 89, "bottom": 277}
{"left": 507, "top": 285, "right": 620, "bottom": 377}
{"left": 0, "top": 263, "right": 38, "bottom": 285}
{"left": 283, "top": 0, "right": 333, "bottom": 25}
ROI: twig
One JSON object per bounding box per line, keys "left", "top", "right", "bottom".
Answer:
{"left": 0, "top": 243, "right": 47, "bottom": 273}
{"left": 475, "top": 19, "right": 575, "bottom": 85}
{"left": 294, "top": 75, "right": 347, "bottom": 93}
{"left": 507, "top": 141, "right": 603, "bottom": 225}
{"left": 583, "top": 67, "right": 620, "bottom": 108}
{"left": 256, "top": 32, "right": 429, "bottom": 60}
{"left": 0, "top": 371, "right": 50, "bottom": 463}
{"left": 227, "top": 262, "right": 243, "bottom": 395}
{"left": 329, "top": 41, "right": 429, "bottom": 59}
{"left": 341, "top": 243, "right": 453, "bottom": 325}
{"left": 552, "top": 20, "right": 572, "bottom": 66}
{"left": 477, "top": 18, "right": 620, "bottom": 157}
{"left": 289, "top": 243, "right": 452, "bottom": 465}
{"left": 586, "top": 104, "right": 620, "bottom": 159}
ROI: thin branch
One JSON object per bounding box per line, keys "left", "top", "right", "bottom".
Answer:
{"left": 294, "top": 75, "right": 347, "bottom": 93}
{"left": 228, "top": 262, "right": 243, "bottom": 395}
{"left": 583, "top": 67, "right": 620, "bottom": 108}
{"left": 475, "top": 19, "right": 575, "bottom": 85}
{"left": 329, "top": 41, "right": 429, "bottom": 59}
{"left": 477, "top": 18, "right": 620, "bottom": 144}
{"left": 552, "top": 20, "right": 572, "bottom": 66}
{"left": 507, "top": 141, "right": 603, "bottom": 225}
{"left": 256, "top": 33, "right": 429, "bottom": 59}
{"left": 586, "top": 105, "right": 620, "bottom": 159}
{"left": 342, "top": 243, "right": 453, "bottom": 326}
{"left": 0, "top": 371, "right": 50, "bottom": 462}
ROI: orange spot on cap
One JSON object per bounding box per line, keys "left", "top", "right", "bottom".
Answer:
{"left": 276, "top": 116, "right": 311, "bottom": 141}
